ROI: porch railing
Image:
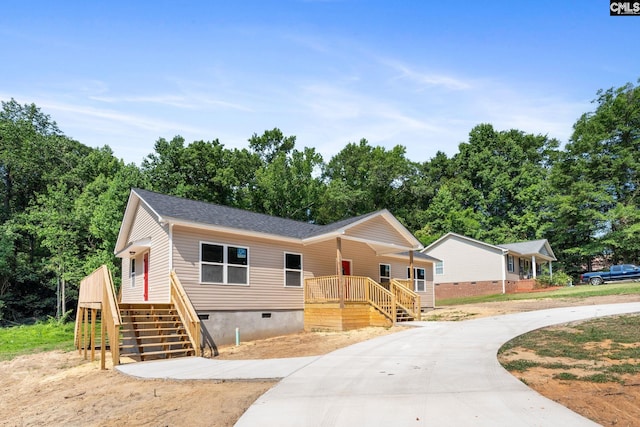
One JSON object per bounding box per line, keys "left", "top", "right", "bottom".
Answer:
{"left": 304, "top": 276, "right": 412, "bottom": 322}
{"left": 170, "top": 271, "right": 201, "bottom": 357}
{"left": 390, "top": 279, "right": 421, "bottom": 320}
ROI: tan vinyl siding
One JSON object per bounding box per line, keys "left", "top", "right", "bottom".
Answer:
{"left": 120, "top": 202, "right": 170, "bottom": 303}
{"left": 344, "top": 216, "right": 409, "bottom": 247}
{"left": 426, "top": 236, "right": 504, "bottom": 283}
{"left": 172, "top": 226, "right": 305, "bottom": 311}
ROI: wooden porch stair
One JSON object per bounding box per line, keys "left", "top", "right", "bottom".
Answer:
{"left": 119, "top": 303, "right": 196, "bottom": 361}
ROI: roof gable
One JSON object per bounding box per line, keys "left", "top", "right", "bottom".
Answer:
{"left": 422, "top": 232, "right": 505, "bottom": 254}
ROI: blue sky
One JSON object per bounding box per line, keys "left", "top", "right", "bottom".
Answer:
{"left": 1, "top": 1, "right": 638, "bottom": 165}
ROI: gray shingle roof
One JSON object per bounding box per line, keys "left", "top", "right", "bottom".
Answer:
{"left": 133, "top": 188, "right": 378, "bottom": 240}
{"left": 499, "top": 239, "right": 554, "bottom": 259}
{"left": 498, "top": 240, "right": 545, "bottom": 254}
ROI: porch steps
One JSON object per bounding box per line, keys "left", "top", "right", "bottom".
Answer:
{"left": 395, "top": 307, "right": 415, "bottom": 322}
{"left": 378, "top": 305, "right": 417, "bottom": 322}
{"left": 119, "top": 303, "right": 196, "bottom": 362}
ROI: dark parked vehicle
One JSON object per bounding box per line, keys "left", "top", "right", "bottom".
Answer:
{"left": 580, "top": 264, "right": 640, "bottom": 285}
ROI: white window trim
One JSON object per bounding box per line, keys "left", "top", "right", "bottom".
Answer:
{"left": 435, "top": 261, "right": 444, "bottom": 275}
{"left": 379, "top": 263, "right": 391, "bottom": 283}
{"left": 199, "top": 241, "right": 250, "bottom": 286}
{"left": 284, "top": 252, "right": 303, "bottom": 288}
{"left": 408, "top": 266, "right": 426, "bottom": 292}
{"left": 507, "top": 255, "right": 515, "bottom": 273}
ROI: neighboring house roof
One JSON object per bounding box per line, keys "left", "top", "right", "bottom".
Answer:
{"left": 115, "top": 188, "right": 424, "bottom": 256}
{"left": 422, "top": 232, "right": 505, "bottom": 254}
{"left": 422, "top": 232, "right": 557, "bottom": 261}
{"left": 499, "top": 240, "right": 557, "bottom": 261}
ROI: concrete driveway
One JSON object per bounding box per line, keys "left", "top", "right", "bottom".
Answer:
{"left": 235, "top": 302, "right": 640, "bottom": 427}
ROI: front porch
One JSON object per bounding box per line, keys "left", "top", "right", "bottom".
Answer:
{"left": 304, "top": 275, "right": 421, "bottom": 331}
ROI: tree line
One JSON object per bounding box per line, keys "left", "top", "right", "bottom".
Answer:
{"left": 1, "top": 79, "right": 638, "bottom": 321}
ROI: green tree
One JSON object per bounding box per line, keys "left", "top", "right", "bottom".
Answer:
{"left": 24, "top": 183, "right": 82, "bottom": 318}
{"left": 550, "top": 80, "right": 640, "bottom": 270}
{"left": 251, "top": 146, "right": 324, "bottom": 221}
{"left": 451, "top": 124, "right": 559, "bottom": 243}
{"left": 318, "top": 139, "right": 413, "bottom": 223}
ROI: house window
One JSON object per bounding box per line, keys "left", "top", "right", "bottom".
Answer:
{"left": 507, "top": 255, "right": 515, "bottom": 273}
{"left": 379, "top": 264, "right": 390, "bottom": 284}
{"left": 284, "top": 253, "right": 302, "bottom": 287}
{"left": 435, "top": 261, "right": 444, "bottom": 275}
{"left": 130, "top": 258, "right": 136, "bottom": 288}
{"left": 200, "top": 242, "right": 249, "bottom": 285}
{"left": 408, "top": 267, "right": 426, "bottom": 292}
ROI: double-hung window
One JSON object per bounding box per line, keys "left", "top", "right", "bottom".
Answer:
{"left": 200, "top": 242, "right": 249, "bottom": 285}
{"left": 408, "top": 267, "right": 426, "bottom": 292}
{"left": 435, "top": 261, "right": 444, "bottom": 275}
{"left": 284, "top": 253, "right": 302, "bottom": 287}
{"left": 507, "top": 255, "right": 515, "bottom": 273}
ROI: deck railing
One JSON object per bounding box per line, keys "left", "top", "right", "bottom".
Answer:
{"left": 305, "top": 275, "right": 397, "bottom": 322}
{"left": 390, "top": 279, "right": 421, "bottom": 320}
{"left": 75, "top": 265, "right": 121, "bottom": 369}
{"left": 170, "top": 271, "right": 201, "bottom": 357}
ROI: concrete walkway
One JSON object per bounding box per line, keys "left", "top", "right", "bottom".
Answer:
{"left": 117, "top": 302, "right": 640, "bottom": 426}
{"left": 116, "top": 355, "right": 320, "bottom": 380}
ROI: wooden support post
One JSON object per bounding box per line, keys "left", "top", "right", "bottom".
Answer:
{"left": 100, "top": 309, "right": 106, "bottom": 370}
{"left": 77, "top": 307, "right": 84, "bottom": 355}
{"left": 83, "top": 308, "right": 88, "bottom": 360}
{"left": 409, "top": 250, "right": 414, "bottom": 282}
{"left": 90, "top": 308, "right": 96, "bottom": 362}
{"left": 336, "top": 237, "right": 344, "bottom": 309}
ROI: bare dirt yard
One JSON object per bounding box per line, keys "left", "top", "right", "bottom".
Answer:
{"left": 1, "top": 294, "right": 639, "bottom": 427}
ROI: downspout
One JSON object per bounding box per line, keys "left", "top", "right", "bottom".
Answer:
{"left": 501, "top": 250, "right": 507, "bottom": 294}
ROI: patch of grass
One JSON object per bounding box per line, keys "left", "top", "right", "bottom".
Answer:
{"left": 438, "top": 281, "right": 640, "bottom": 306}
{"left": 501, "top": 314, "right": 640, "bottom": 385}
{"left": 581, "top": 373, "right": 621, "bottom": 383}
{"left": 554, "top": 372, "right": 578, "bottom": 381}
{"left": 0, "top": 318, "right": 75, "bottom": 361}
{"left": 602, "top": 364, "right": 640, "bottom": 375}
{"left": 501, "top": 359, "right": 540, "bottom": 371}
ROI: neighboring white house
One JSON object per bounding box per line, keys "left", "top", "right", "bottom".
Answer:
{"left": 422, "top": 232, "right": 557, "bottom": 299}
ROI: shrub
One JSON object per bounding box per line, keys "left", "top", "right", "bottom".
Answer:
{"left": 535, "top": 271, "right": 573, "bottom": 288}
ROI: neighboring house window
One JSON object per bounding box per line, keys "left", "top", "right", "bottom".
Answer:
{"left": 408, "top": 267, "right": 426, "bottom": 292}
{"left": 507, "top": 255, "right": 515, "bottom": 273}
{"left": 379, "top": 264, "right": 390, "bottom": 284}
{"left": 130, "top": 258, "right": 136, "bottom": 288}
{"left": 200, "top": 242, "right": 249, "bottom": 285}
{"left": 435, "top": 261, "right": 444, "bottom": 275}
{"left": 284, "top": 253, "right": 302, "bottom": 287}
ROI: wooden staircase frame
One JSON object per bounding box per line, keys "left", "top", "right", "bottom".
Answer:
{"left": 75, "top": 266, "right": 201, "bottom": 369}
{"left": 75, "top": 265, "right": 121, "bottom": 370}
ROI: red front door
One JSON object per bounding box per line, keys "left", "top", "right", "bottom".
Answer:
{"left": 341, "top": 260, "right": 351, "bottom": 276}
{"left": 143, "top": 253, "right": 149, "bottom": 301}
{"left": 342, "top": 260, "right": 351, "bottom": 299}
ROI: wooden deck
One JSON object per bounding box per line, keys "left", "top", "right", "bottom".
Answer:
{"left": 304, "top": 275, "right": 421, "bottom": 331}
